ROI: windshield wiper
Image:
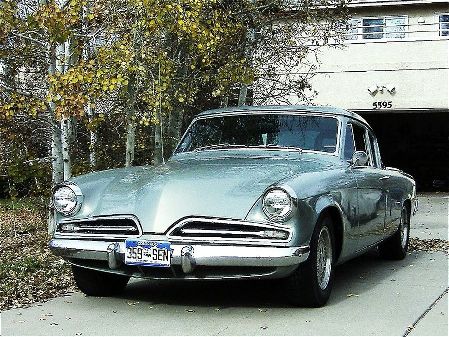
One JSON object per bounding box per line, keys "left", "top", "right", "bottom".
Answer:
{"left": 194, "top": 143, "right": 248, "bottom": 152}
{"left": 259, "top": 144, "right": 303, "bottom": 153}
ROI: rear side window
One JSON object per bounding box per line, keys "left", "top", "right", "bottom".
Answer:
{"left": 344, "top": 124, "right": 355, "bottom": 160}
{"left": 352, "top": 123, "right": 366, "bottom": 152}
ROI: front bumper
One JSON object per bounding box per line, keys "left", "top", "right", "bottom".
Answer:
{"left": 49, "top": 237, "right": 309, "bottom": 280}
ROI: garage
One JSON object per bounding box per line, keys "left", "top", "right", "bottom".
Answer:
{"left": 361, "top": 111, "right": 449, "bottom": 192}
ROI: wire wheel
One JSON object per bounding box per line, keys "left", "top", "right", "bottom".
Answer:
{"left": 316, "top": 226, "right": 333, "bottom": 291}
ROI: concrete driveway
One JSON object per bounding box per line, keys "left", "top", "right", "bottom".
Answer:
{"left": 1, "top": 194, "right": 448, "bottom": 336}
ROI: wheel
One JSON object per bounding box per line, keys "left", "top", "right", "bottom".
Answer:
{"left": 285, "top": 215, "right": 335, "bottom": 307}
{"left": 71, "top": 265, "right": 130, "bottom": 296}
{"left": 379, "top": 205, "right": 410, "bottom": 260}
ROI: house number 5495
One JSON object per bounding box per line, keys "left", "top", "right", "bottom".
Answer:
{"left": 373, "top": 101, "right": 392, "bottom": 109}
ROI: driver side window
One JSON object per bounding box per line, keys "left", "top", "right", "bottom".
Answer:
{"left": 344, "top": 122, "right": 374, "bottom": 166}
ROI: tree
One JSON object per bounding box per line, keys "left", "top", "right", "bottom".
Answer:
{"left": 0, "top": 0, "right": 349, "bottom": 197}
{"left": 0, "top": 0, "right": 95, "bottom": 184}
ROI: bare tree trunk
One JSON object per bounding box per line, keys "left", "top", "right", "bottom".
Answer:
{"left": 48, "top": 45, "right": 64, "bottom": 184}
{"left": 125, "top": 71, "right": 137, "bottom": 167}
{"left": 87, "top": 104, "right": 97, "bottom": 168}
{"left": 238, "top": 27, "right": 255, "bottom": 106}
{"left": 154, "top": 120, "right": 163, "bottom": 165}
{"left": 176, "top": 109, "right": 184, "bottom": 143}
{"left": 238, "top": 84, "right": 248, "bottom": 106}
{"left": 61, "top": 117, "right": 72, "bottom": 179}
{"left": 48, "top": 54, "right": 63, "bottom": 235}
{"left": 125, "top": 111, "right": 136, "bottom": 167}
{"left": 55, "top": 39, "right": 73, "bottom": 179}
{"left": 51, "top": 117, "right": 64, "bottom": 183}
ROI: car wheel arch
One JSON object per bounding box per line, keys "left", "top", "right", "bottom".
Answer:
{"left": 314, "top": 205, "right": 344, "bottom": 263}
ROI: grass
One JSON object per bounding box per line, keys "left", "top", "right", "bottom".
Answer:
{"left": 0, "top": 198, "right": 75, "bottom": 311}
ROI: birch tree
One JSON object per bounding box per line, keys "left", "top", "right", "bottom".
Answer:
{"left": 0, "top": 0, "right": 95, "bottom": 184}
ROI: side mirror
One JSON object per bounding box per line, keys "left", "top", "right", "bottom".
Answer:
{"left": 351, "top": 151, "right": 369, "bottom": 166}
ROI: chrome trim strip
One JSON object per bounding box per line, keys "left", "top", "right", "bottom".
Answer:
{"left": 55, "top": 215, "right": 142, "bottom": 239}
{"left": 166, "top": 217, "right": 293, "bottom": 245}
{"left": 49, "top": 238, "right": 309, "bottom": 268}
{"left": 63, "top": 225, "right": 138, "bottom": 232}
{"left": 179, "top": 228, "right": 287, "bottom": 239}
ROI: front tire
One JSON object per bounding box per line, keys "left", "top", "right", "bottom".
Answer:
{"left": 379, "top": 205, "right": 410, "bottom": 260}
{"left": 285, "top": 215, "right": 335, "bottom": 307}
{"left": 71, "top": 265, "right": 130, "bottom": 296}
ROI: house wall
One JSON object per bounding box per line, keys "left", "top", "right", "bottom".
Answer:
{"left": 296, "top": 3, "right": 449, "bottom": 112}
{"left": 284, "top": 1, "right": 449, "bottom": 190}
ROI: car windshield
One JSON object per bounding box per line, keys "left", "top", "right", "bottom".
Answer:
{"left": 175, "top": 113, "right": 339, "bottom": 154}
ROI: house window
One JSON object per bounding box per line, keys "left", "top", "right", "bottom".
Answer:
{"left": 440, "top": 14, "right": 449, "bottom": 36}
{"left": 346, "top": 16, "right": 408, "bottom": 40}
{"left": 346, "top": 19, "right": 361, "bottom": 40}
{"left": 363, "top": 18, "right": 384, "bottom": 39}
{"left": 384, "top": 16, "right": 407, "bottom": 38}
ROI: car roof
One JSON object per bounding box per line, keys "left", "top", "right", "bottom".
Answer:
{"left": 196, "top": 105, "right": 369, "bottom": 126}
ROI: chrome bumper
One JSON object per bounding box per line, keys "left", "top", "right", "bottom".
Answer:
{"left": 49, "top": 237, "right": 309, "bottom": 278}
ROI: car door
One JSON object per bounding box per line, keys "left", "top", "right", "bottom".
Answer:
{"left": 345, "top": 122, "right": 387, "bottom": 251}
{"left": 371, "top": 134, "right": 404, "bottom": 237}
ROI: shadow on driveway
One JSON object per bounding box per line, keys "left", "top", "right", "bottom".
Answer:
{"left": 117, "top": 250, "right": 412, "bottom": 308}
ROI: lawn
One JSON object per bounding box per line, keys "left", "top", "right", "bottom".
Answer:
{"left": 0, "top": 198, "right": 75, "bottom": 311}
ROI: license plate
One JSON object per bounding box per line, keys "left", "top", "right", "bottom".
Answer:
{"left": 124, "top": 239, "right": 171, "bottom": 267}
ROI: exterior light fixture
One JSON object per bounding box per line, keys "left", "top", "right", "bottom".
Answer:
{"left": 385, "top": 84, "right": 396, "bottom": 94}
{"left": 367, "top": 85, "right": 378, "bottom": 96}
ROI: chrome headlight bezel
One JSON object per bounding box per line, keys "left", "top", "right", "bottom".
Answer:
{"left": 262, "top": 187, "right": 296, "bottom": 222}
{"left": 52, "top": 183, "right": 83, "bottom": 216}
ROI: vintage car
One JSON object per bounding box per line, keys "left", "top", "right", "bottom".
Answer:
{"left": 49, "top": 105, "right": 417, "bottom": 307}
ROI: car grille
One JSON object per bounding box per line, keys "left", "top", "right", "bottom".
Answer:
{"left": 56, "top": 216, "right": 141, "bottom": 238}
{"left": 168, "top": 218, "right": 291, "bottom": 242}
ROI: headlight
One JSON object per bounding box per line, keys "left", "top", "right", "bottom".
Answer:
{"left": 53, "top": 184, "right": 83, "bottom": 216}
{"left": 262, "top": 188, "right": 294, "bottom": 221}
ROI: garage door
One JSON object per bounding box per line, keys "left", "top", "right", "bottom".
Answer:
{"left": 360, "top": 111, "right": 449, "bottom": 192}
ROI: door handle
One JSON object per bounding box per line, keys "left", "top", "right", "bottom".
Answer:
{"left": 379, "top": 176, "right": 390, "bottom": 181}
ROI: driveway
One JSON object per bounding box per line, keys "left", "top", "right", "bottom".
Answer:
{"left": 1, "top": 194, "right": 448, "bottom": 336}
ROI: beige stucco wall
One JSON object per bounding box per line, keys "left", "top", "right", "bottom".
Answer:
{"left": 286, "top": 3, "right": 449, "bottom": 111}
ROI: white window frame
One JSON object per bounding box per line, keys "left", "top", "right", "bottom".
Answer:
{"left": 345, "top": 15, "right": 408, "bottom": 41}
{"left": 439, "top": 13, "right": 449, "bottom": 37}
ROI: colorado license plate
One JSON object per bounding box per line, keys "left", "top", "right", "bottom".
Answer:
{"left": 124, "top": 239, "right": 171, "bottom": 267}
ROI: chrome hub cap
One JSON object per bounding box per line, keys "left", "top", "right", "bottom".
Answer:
{"left": 316, "top": 226, "right": 332, "bottom": 290}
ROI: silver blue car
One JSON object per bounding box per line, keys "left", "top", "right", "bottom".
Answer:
{"left": 49, "top": 105, "right": 417, "bottom": 307}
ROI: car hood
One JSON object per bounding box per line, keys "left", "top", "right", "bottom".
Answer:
{"left": 71, "top": 152, "right": 339, "bottom": 233}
